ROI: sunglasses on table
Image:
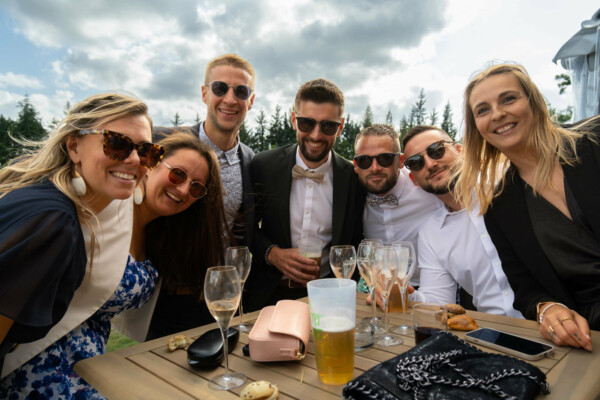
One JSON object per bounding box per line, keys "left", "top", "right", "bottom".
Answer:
{"left": 205, "top": 81, "right": 253, "bottom": 101}
{"left": 404, "top": 140, "right": 454, "bottom": 171}
{"left": 295, "top": 116, "right": 342, "bottom": 136}
{"left": 353, "top": 152, "right": 399, "bottom": 170}
{"left": 163, "top": 162, "right": 208, "bottom": 199}
{"left": 79, "top": 129, "right": 165, "bottom": 169}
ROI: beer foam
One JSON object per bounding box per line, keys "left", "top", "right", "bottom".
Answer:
{"left": 317, "top": 316, "right": 354, "bottom": 332}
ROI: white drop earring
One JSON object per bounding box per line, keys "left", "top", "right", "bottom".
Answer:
{"left": 134, "top": 185, "right": 144, "bottom": 205}
{"left": 72, "top": 171, "right": 86, "bottom": 196}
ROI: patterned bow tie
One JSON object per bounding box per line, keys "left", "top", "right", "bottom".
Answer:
{"left": 292, "top": 165, "right": 324, "bottom": 183}
{"left": 367, "top": 193, "right": 399, "bottom": 207}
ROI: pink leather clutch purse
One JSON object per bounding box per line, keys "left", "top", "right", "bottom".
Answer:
{"left": 248, "top": 300, "right": 311, "bottom": 362}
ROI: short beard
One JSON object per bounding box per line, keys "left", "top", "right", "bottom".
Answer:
{"left": 422, "top": 174, "right": 457, "bottom": 195}
{"left": 299, "top": 139, "right": 332, "bottom": 164}
{"left": 361, "top": 173, "right": 398, "bottom": 195}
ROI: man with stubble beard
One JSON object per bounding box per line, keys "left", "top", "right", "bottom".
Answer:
{"left": 353, "top": 124, "right": 442, "bottom": 287}
{"left": 244, "top": 79, "right": 365, "bottom": 311}
{"left": 402, "top": 125, "right": 522, "bottom": 317}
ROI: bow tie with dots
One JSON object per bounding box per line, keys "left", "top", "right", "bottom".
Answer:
{"left": 367, "top": 193, "right": 399, "bottom": 207}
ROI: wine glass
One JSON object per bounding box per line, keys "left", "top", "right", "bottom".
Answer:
{"left": 225, "top": 246, "right": 253, "bottom": 333}
{"left": 357, "top": 241, "right": 384, "bottom": 334}
{"left": 204, "top": 266, "right": 246, "bottom": 390}
{"left": 372, "top": 246, "right": 402, "bottom": 346}
{"left": 329, "top": 245, "right": 357, "bottom": 279}
{"left": 391, "top": 241, "right": 416, "bottom": 335}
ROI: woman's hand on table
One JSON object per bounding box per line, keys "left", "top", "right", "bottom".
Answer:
{"left": 540, "top": 304, "right": 592, "bottom": 351}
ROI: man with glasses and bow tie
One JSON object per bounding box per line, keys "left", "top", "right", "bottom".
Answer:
{"left": 244, "top": 79, "right": 365, "bottom": 311}
{"left": 154, "top": 54, "right": 256, "bottom": 247}
{"left": 353, "top": 124, "right": 442, "bottom": 288}
{"left": 402, "top": 125, "right": 522, "bottom": 317}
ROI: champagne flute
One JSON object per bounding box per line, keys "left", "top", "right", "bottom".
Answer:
{"left": 226, "top": 246, "right": 253, "bottom": 333}
{"left": 357, "top": 242, "right": 384, "bottom": 334}
{"left": 329, "top": 245, "right": 357, "bottom": 279}
{"left": 372, "top": 246, "right": 402, "bottom": 346}
{"left": 391, "top": 241, "right": 416, "bottom": 335}
{"left": 204, "top": 266, "right": 246, "bottom": 390}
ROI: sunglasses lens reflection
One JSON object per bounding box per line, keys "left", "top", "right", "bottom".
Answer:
{"left": 296, "top": 117, "right": 316, "bottom": 133}
{"left": 105, "top": 133, "right": 133, "bottom": 161}
{"left": 320, "top": 121, "right": 340, "bottom": 136}
{"left": 168, "top": 168, "right": 187, "bottom": 185}
{"left": 296, "top": 117, "right": 340, "bottom": 136}
{"left": 210, "top": 81, "right": 252, "bottom": 100}
{"left": 189, "top": 182, "right": 207, "bottom": 199}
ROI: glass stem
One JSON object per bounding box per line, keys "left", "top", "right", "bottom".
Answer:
{"left": 239, "top": 300, "right": 245, "bottom": 326}
{"left": 400, "top": 287, "right": 406, "bottom": 327}
{"left": 383, "top": 294, "right": 390, "bottom": 335}
{"left": 369, "top": 285, "right": 377, "bottom": 319}
{"left": 221, "top": 325, "right": 230, "bottom": 376}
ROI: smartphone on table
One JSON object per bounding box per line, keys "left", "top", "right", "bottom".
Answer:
{"left": 465, "top": 327, "right": 554, "bottom": 360}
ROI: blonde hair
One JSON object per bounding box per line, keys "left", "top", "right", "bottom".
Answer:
{"left": 0, "top": 93, "right": 151, "bottom": 259}
{"left": 455, "top": 63, "right": 585, "bottom": 214}
{"left": 205, "top": 54, "right": 256, "bottom": 89}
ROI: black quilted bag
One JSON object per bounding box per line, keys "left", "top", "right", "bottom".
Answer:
{"left": 342, "top": 331, "right": 550, "bottom": 400}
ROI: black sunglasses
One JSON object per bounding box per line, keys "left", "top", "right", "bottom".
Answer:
{"left": 79, "top": 129, "right": 165, "bottom": 169}
{"left": 353, "top": 152, "right": 398, "bottom": 170}
{"left": 163, "top": 162, "right": 208, "bottom": 199}
{"left": 404, "top": 140, "right": 453, "bottom": 171}
{"left": 206, "top": 81, "right": 253, "bottom": 101}
{"left": 295, "top": 116, "right": 341, "bottom": 136}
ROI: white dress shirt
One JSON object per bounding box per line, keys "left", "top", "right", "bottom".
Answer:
{"left": 290, "top": 149, "right": 334, "bottom": 277}
{"left": 363, "top": 168, "right": 443, "bottom": 285}
{"left": 410, "top": 203, "right": 524, "bottom": 318}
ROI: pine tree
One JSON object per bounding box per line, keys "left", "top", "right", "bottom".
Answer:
{"left": 0, "top": 115, "right": 15, "bottom": 166}
{"left": 362, "top": 105, "right": 374, "bottom": 128}
{"left": 412, "top": 89, "right": 427, "bottom": 125}
{"left": 268, "top": 105, "right": 285, "bottom": 148}
{"left": 0, "top": 96, "right": 47, "bottom": 165}
{"left": 238, "top": 121, "right": 252, "bottom": 146}
{"left": 171, "top": 113, "right": 182, "bottom": 127}
{"left": 429, "top": 108, "right": 438, "bottom": 126}
{"left": 281, "top": 111, "right": 297, "bottom": 146}
{"left": 441, "top": 101, "right": 458, "bottom": 141}
{"left": 253, "top": 109, "right": 269, "bottom": 152}
{"left": 334, "top": 114, "right": 361, "bottom": 160}
{"left": 385, "top": 110, "right": 393, "bottom": 126}
{"left": 195, "top": 112, "right": 201, "bottom": 124}
{"left": 399, "top": 115, "right": 411, "bottom": 148}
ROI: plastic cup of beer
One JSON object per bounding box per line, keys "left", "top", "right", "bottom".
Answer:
{"left": 413, "top": 303, "right": 447, "bottom": 345}
{"left": 299, "top": 236, "right": 323, "bottom": 281}
{"left": 307, "top": 278, "right": 356, "bottom": 385}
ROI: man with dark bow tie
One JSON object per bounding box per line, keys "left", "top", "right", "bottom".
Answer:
{"left": 244, "top": 79, "right": 365, "bottom": 311}
{"left": 353, "top": 124, "right": 442, "bottom": 287}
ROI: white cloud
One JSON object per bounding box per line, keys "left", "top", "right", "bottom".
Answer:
{"left": 0, "top": 72, "right": 43, "bottom": 89}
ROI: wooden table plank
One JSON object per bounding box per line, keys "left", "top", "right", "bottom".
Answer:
{"left": 75, "top": 296, "right": 600, "bottom": 399}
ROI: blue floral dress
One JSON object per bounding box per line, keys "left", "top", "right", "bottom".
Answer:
{"left": 0, "top": 256, "right": 158, "bottom": 400}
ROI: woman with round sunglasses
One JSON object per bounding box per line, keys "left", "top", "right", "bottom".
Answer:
{"left": 113, "top": 132, "right": 233, "bottom": 341}
{"left": 455, "top": 63, "right": 600, "bottom": 352}
{"left": 0, "top": 93, "right": 165, "bottom": 397}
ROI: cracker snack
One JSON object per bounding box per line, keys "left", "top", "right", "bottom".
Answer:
{"left": 240, "top": 380, "right": 279, "bottom": 400}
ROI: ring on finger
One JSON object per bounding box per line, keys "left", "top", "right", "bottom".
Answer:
{"left": 548, "top": 325, "right": 555, "bottom": 334}
{"left": 560, "top": 316, "right": 573, "bottom": 323}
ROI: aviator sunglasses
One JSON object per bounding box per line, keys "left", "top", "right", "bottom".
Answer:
{"left": 295, "top": 116, "right": 342, "bottom": 136}
{"left": 79, "top": 129, "right": 165, "bottom": 169}
{"left": 163, "top": 162, "right": 208, "bottom": 199}
{"left": 206, "top": 81, "right": 253, "bottom": 101}
{"left": 404, "top": 140, "right": 453, "bottom": 171}
{"left": 354, "top": 152, "right": 398, "bottom": 170}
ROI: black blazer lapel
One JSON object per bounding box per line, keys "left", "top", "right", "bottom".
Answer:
{"left": 331, "top": 151, "right": 351, "bottom": 245}
{"left": 276, "top": 145, "right": 297, "bottom": 248}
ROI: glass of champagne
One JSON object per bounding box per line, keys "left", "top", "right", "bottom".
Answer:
{"left": 372, "top": 246, "right": 402, "bottom": 346}
{"left": 329, "top": 245, "right": 357, "bottom": 279}
{"left": 225, "top": 246, "right": 253, "bottom": 333}
{"left": 204, "top": 266, "right": 246, "bottom": 390}
{"left": 391, "top": 241, "right": 416, "bottom": 335}
{"left": 357, "top": 241, "right": 384, "bottom": 334}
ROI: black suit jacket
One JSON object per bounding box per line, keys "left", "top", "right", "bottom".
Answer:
{"left": 484, "top": 129, "right": 600, "bottom": 321}
{"left": 153, "top": 123, "right": 255, "bottom": 247}
{"left": 244, "top": 144, "right": 365, "bottom": 311}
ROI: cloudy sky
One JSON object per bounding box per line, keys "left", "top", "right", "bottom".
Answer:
{"left": 0, "top": 0, "right": 597, "bottom": 136}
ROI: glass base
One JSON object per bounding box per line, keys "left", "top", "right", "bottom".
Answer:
{"left": 354, "top": 322, "right": 375, "bottom": 352}
{"left": 361, "top": 316, "right": 385, "bottom": 335}
{"left": 375, "top": 334, "right": 403, "bottom": 346}
{"left": 208, "top": 372, "right": 246, "bottom": 390}
{"left": 232, "top": 322, "right": 254, "bottom": 333}
{"left": 391, "top": 323, "right": 413, "bottom": 335}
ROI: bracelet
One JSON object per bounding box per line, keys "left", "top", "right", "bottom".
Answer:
{"left": 265, "top": 244, "right": 279, "bottom": 266}
{"left": 538, "top": 302, "right": 568, "bottom": 324}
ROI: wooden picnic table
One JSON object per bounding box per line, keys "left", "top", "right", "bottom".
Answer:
{"left": 74, "top": 293, "right": 600, "bottom": 399}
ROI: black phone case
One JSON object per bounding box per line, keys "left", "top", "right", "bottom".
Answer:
{"left": 187, "top": 327, "right": 239, "bottom": 368}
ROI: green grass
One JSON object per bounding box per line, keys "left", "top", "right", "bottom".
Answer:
{"left": 107, "top": 329, "right": 138, "bottom": 352}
